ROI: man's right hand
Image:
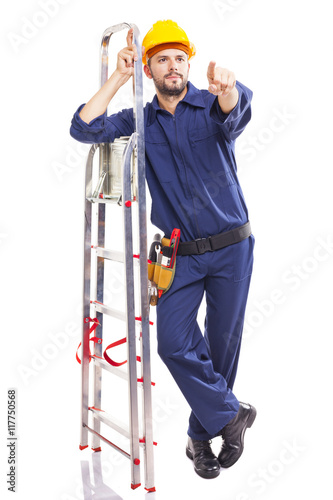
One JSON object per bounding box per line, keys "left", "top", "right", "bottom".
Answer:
{"left": 79, "top": 28, "right": 139, "bottom": 124}
{"left": 115, "top": 28, "right": 138, "bottom": 82}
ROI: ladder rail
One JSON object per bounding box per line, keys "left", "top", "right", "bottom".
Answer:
{"left": 81, "top": 144, "right": 98, "bottom": 449}
{"left": 122, "top": 133, "right": 141, "bottom": 487}
{"left": 131, "top": 25, "right": 155, "bottom": 491}
{"left": 100, "top": 23, "right": 132, "bottom": 87}
{"left": 89, "top": 23, "right": 130, "bottom": 451}
{"left": 90, "top": 22, "right": 131, "bottom": 453}
{"left": 79, "top": 23, "right": 155, "bottom": 491}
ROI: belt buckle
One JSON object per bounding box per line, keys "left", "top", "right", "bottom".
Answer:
{"left": 195, "top": 236, "right": 212, "bottom": 255}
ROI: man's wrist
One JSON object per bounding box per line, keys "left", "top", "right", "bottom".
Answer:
{"left": 111, "top": 69, "right": 131, "bottom": 88}
{"left": 218, "top": 87, "right": 239, "bottom": 114}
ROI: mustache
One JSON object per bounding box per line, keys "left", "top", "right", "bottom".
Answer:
{"left": 164, "top": 72, "right": 183, "bottom": 78}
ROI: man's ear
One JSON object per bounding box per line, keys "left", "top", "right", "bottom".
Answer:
{"left": 143, "top": 64, "right": 153, "bottom": 79}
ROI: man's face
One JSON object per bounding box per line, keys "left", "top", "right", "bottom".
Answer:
{"left": 144, "top": 49, "right": 190, "bottom": 97}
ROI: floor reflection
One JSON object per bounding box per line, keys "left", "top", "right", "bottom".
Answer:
{"left": 80, "top": 452, "right": 124, "bottom": 500}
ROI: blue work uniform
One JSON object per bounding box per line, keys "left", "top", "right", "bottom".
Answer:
{"left": 70, "top": 81, "right": 255, "bottom": 440}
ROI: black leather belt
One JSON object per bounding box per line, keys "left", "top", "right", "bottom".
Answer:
{"left": 177, "top": 222, "right": 252, "bottom": 256}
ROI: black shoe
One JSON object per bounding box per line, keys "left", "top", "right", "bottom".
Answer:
{"left": 218, "top": 402, "right": 256, "bottom": 468}
{"left": 186, "top": 437, "right": 220, "bottom": 479}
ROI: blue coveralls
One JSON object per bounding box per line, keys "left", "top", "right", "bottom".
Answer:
{"left": 70, "top": 81, "right": 254, "bottom": 440}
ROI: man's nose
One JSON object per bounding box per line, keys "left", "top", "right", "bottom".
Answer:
{"left": 168, "top": 58, "right": 178, "bottom": 71}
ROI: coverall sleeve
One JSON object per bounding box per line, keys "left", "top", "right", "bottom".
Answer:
{"left": 70, "top": 104, "right": 134, "bottom": 144}
{"left": 209, "top": 81, "right": 253, "bottom": 142}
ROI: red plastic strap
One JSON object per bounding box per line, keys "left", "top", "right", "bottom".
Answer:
{"left": 103, "top": 337, "right": 141, "bottom": 367}
{"left": 84, "top": 317, "right": 99, "bottom": 333}
{"left": 103, "top": 337, "right": 127, "bottom": 367}
{"left": 90, "top": 337, "right": 102, "bottom": 344}
{"left": 76, "top": 318, "right": 101, "bottom": 364}
{"left": 137, "top": 377, "right": 156, "bottom": 387}
{"left": 135, "top": 316, "right": 154, "bottom": 326}
{"left": 76, "top": 343, "right": 84, "bottom": 364}
{"left": 140, "top": 438, "right": 158, "bottom": 446}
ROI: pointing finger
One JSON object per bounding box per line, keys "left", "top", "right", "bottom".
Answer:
{"left": 207, "top": 61, "right": 216, "bottom": 81}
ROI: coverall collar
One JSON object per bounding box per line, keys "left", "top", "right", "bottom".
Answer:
{"left": 147, "top": 81, "right": 206, "bottom": 126}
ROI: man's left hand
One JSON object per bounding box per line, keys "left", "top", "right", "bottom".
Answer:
{"left": 207, "top": 62, "right": 236, "bottom": 97}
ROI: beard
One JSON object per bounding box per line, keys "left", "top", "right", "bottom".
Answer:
{"left": 150, "top": 69, "right": 188, "bottom": 97}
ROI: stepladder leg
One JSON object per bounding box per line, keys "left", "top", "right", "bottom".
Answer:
{"left": 92, "top": 200, "right": 105, "bottom": 451}
{"left": 91, "top": 361, "right": 102, "bottom": 451}
{"left": 80, "top": 315, "right": 90, "bottom": 450}
{"left": 92, "top": 314, "right": 103, "bottom": 451}
{"left": 80, "top": 328, "right": 90, "bottom": 450}
{"left": 81, "top": 176, "right": 94, "bottom": 451}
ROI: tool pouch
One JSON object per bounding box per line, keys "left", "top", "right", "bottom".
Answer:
{"left": 148, "top": 235, "right": 178, "bottom": 305}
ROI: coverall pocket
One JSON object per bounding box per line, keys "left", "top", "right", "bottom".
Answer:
{"left": 190, "top": 126, "right": 236, "bottom": 183}
{"left": 233, "top": 234, "right": 255, "bottom": 282}
{"left": 145, "top": 130, "right": 175, "bottom": 183}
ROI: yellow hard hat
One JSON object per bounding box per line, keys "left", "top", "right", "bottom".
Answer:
{"left": 142, "top": 20, "right": 196, "bottom": 65}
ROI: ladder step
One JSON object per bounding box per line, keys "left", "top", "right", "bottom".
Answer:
{"left": 91, "top": 301, "right": 126, "bottom": 321}
{"left": 91, "top": 355, "right": 128, "bottom": 380}
{"left": 86, "top": 196, "right": 121, "bottom": 204}
{"left": 93, "top": 247, "right": 124, "bottom": 263}
{"left": 84, "top": 424, "right": 130, "bottom": 459}
{"left": 91, "top": 356, "right": 155, "bottom": 388}
{"left": 89, "top": 407, "right": 130, "bottom": 439}
{"left": 92, "top": 246, "right": 140, "bottom": 265}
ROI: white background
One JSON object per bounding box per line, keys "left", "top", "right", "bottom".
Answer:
{"left": 1, "top": 0, "right": 332, "bottom": 499}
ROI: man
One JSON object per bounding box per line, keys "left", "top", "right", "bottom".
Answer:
{"left": 70, "top": 20, "right": 256, "bottom": 480}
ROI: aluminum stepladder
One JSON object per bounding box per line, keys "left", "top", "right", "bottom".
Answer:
{"left": 79, "top": 23, "right": 155, "bottom": 492}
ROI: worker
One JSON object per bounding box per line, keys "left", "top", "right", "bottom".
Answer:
{"left": 70, "top": 20, "right": 257, "bottom": 480}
